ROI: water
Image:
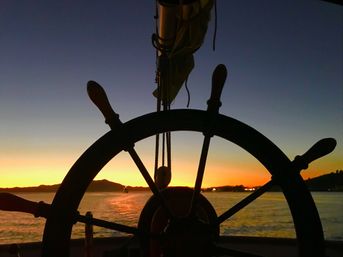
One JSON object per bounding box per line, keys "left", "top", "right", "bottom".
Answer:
{"left": 0, "top": 192, "right": 342, "bottom": 244}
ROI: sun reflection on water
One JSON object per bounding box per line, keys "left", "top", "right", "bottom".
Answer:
{"left": 0, "top": 191, "right": 342, "bottom": 244}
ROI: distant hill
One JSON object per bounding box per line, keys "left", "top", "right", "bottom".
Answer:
{"left": 86, "top": 180, "right": 149, "bottom": 192}
{"left": 305, "top": 170, "right": 343, "bottom": 191}
{"left": 0, "top": 171, "right": 342, "bottom": 192}
{"left": 261, "top": 170, "right": 343, "bottom": 192}
{"left": 87, "top": 180, "right": 124, "bottom": 192}
{"left": 0, "top": 183, "right": 61, "bottom": 193}
{"left": 201, "top": 171, "right": 343, "bottom": 192}
{"left": 0, "top": 179, "right": 126, "bottom": 193}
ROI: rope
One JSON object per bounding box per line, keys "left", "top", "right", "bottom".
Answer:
{"left": 162, "top": 132, "right": 165, "bottom": 166}
{"left": 185, "top": 77, "right": 190, "bottom": 107}
{"left": 213, "top": 0, "right": 217, "bottom": 51}
{"left": 153, "top": 0, "right": 172, "bottom": 179}
{"left": 154, "top": 0, "right": 160, "bottom": 177}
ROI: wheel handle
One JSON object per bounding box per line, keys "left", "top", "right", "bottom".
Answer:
{"left": 293, "top": 138, "right": 336, "bottom": 170}
{"left": 207, "top": 64, "right": 227, "bottom": 113}
{"left": 0, "top": 193, "right": 49, "bottom": 218}
{"left": 87, "top": 80, "right": 121, "bottom": 129}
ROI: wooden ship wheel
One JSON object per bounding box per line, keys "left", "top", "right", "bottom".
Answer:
{"left": 38, "top": 64, "right": 334, "bottom": 257}
{"left": 0, "top": 64, "right": 337, "bottom": 257}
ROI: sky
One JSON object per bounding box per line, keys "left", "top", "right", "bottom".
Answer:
{"left": 0, "top": 1, "right": 342, "bottom": 188}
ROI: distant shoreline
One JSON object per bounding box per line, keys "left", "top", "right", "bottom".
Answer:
{"left": 1, "top": 171, "right": 342, "bottom": 193}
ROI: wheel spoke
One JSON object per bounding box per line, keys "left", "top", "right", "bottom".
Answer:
{"left": 215, "top": 245, "right": 265, "bottom": 257}
{"left": 87, "top": 81, "right": 173, "bottom": 217}
{"left": 189, "top": 135, "right": 211, "bottom": 216}
{"left": 77, "top": 214, "right": 140, "bottom": 235}
{"left": 127, "top": 148, "right": 173, "bottom": 218}
{"left": 217, "top": 180, "right": 273, "bottom": 224}
{"left": 77, "top": 213, "right": 162, "bottom": 240}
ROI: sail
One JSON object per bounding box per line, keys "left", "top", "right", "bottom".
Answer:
{"left": 153, "top": 0, "right": 214, "bottom": 104}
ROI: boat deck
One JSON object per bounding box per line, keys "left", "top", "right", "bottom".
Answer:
{"left": 0, "top": 236, "right": 342, "bottom": 257}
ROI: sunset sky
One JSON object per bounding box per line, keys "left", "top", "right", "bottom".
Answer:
{"left": 0, "top": 1, "right": 342, "bottom": 188}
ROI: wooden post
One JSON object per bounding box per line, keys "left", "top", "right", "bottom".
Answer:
{"left": 85, "top": 211, "right": 93, "bottom": 257}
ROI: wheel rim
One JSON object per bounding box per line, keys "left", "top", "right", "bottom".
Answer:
{"left": 42, "top": 109, "right": 324, "bottom": 257}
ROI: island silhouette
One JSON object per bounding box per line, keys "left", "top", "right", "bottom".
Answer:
{"left": 1, "top": 171, "right": 342, "bottom": 193}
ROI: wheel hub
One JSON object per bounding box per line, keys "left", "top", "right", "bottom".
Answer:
{"left": 161, "top": 217, "right": 214, "bottom": 257}
{"left": 138, "top": 187, "right": 219, "bottom": 257}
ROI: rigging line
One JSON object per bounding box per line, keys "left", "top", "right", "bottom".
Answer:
{"left": 154, "top": 0, "right": 161, "bottom": 112}
{"left": 154, "top": 68, "right": 161, "bottom": 176}
{"left": 164, "top": 102, "right": 172, "bottom": 171}
{"left": 154, "top": 0, "right": 160, "bottom": 176}
{"left": 185, "top": 77, "right": 190, "bottom": 107}
{"left": 213, "top": 0, "right": 217, "bottom": 51}
{"left": 154, "top": 129, "right": 160, "bottom": 175}
{"left": 167, "top": 129, "right": 172, "bottom": 171}
{"left": 162, "top": 130, "right": 166, "bottom": 166}
{"left": 153, "top": 0, "right": 172, "bottom": 173}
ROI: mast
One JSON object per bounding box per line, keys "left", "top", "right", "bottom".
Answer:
{"left": 152, "top": 0, "right": 215, "bottom": 187}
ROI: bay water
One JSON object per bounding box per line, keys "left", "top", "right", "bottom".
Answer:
{"left": 0, "top": 191, "right": 342, "bottom": 245}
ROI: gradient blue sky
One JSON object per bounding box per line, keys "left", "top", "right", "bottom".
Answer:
{"left": 0, "top": 1, "right": 342, "bottom": 187}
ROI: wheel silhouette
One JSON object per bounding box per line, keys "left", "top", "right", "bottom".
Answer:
{"left": 42, "top": 65, "right": 334, "bottom": 257}
{"left": 41, "top": 109, "right": 327, "bottom": 257}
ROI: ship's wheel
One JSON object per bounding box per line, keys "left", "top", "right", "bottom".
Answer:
{"left": 40, "top": 65, "right": 335, "bottom": 257}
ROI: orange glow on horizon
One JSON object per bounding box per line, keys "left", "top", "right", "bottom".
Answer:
{"left": 1, "top": 163, "right": 339, "bottom": 189}
{"left": 1, "top": 134, "right": 341, "bottom": 188}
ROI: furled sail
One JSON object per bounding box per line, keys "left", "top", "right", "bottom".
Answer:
{"left": 153, "top": 0, "right": 214, "bottom": 105}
